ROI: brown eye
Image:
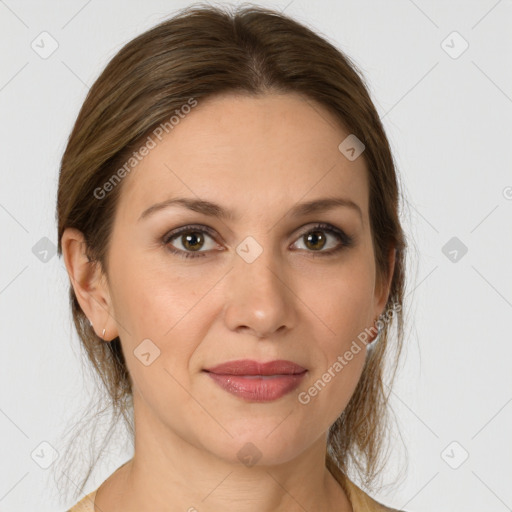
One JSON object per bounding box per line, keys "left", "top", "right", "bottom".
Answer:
{"left": 180, "top": 231, "right": 205, "bottom": 252}
{"left": 163, "top": 222, "right": 353, "bottom": 260}
{"left": 163, "top": 225, "right": 220, "bottom": 259}
{"left": 291, "top": 223, "right": 354, "bottom": 257}
{"left": 303, "top": 230, "right": 327, "bottom": 251}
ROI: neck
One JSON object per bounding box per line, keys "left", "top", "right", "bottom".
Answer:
{"left": 96, "top": 393, "right": 353, "bottom": 512}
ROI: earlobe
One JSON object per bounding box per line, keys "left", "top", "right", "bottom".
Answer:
{"left": 61, "top": 227, "right": 117, "bottom": 341}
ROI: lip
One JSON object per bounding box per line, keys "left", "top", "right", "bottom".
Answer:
{"left": 204, "top": 359, "right": 307, "bottom": 376}
{"left": 203, "top": 359, "right": 307, "bottom": 402}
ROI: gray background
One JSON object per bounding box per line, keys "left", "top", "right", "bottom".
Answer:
{"left": 1, "top": 0, "right": 511, "bottom": 510}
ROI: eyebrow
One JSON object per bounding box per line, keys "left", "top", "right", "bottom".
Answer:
{"left": 138, "top": 196, "right": 363, "bottom": 223}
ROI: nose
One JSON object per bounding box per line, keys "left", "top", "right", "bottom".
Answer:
{"left": 222, "top": 243, "right": 297, "bottom": 339}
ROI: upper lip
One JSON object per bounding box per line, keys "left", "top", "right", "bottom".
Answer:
{"left": 204, "top": 359, "right": 307, "bottom": 376}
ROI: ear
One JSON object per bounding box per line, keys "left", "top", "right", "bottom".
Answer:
{"left": 373, "top": 244, "right": 396, "bottom": 320}
{"left": 60, "top": 227, "right": 118, "bottom": 341}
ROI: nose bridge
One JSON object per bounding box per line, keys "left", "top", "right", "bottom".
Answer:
{"left": 223, "top": 234, "right": 295, "bottom": 337}
{"left": 237, "top": 237, "right": 282, "bottom": 292}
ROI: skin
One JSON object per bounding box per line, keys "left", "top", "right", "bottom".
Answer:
{"left": 62, "top": 92, "right": 395, "bottom": 512}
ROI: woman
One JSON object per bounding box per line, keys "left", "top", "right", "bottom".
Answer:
{"left": 56, "top": 3, "right": 408, "bottom": 511}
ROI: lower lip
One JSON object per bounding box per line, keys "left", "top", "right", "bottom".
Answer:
{"left": 205, "top": 372, "right": 307, "bottom": 402}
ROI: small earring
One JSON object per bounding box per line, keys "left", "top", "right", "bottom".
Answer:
{"left": 102, "top": 328, "right": 106, "bottom": 337}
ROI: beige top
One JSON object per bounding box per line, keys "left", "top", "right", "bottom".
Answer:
{"left": 68, "top": 462, "right": 404, "bottom": 511}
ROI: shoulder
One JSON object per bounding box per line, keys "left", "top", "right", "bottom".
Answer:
{"left": 66, "top": 489, "right": 97, "bottom": 512}
{"left": 67, "top": 459, "right": 130, "bottom": 510}
{"left": 326, "top": 459, "right": 407, "bottom": 512}
{"left": 343, "top": 477, "right": 408, "bottom": 512}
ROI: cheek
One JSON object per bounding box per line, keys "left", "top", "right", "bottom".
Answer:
{"left": 305, "top": 256, "right": 375, "bottom": 340}
{"left": 110, "top": 270, "right": 200, "bottom": 417}
{"left": 108, "top": 251, "right": 219, "bottom": 393}
{"left": 109, "top": 246, "right": 200, "bottom": 338}
{"left": 298, "top": 327, "right": 367, "bottom": 434}
{"left": 295, "top": 259, "right": 374, "bottom": 424}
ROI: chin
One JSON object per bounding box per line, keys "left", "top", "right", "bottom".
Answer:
{"left": 202, "top": 430, "right": 307, "bottom": 468}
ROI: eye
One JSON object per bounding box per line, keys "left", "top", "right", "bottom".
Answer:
{"left": 162, "top": 222, "right": 354, "bottom": 260}
{"left": 291, "top": 222, "right": 354, "bottom": 257}
{"left": 163, "top": 224, "right": 220, "bottom": 259}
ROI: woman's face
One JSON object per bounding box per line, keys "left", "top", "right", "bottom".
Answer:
{"left": 85, "top": 92, "right": 391, "bottom": 466}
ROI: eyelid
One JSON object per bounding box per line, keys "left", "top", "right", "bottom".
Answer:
{"left": 163, "top": 222, "right": 347, "bottom": 243}
{"left": 163, "top": 223, "right": 218, "bottom": 241}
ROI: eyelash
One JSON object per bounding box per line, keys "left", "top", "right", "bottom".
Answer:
{"left": 162, "top": 222, "right": 354, "bottom": 260}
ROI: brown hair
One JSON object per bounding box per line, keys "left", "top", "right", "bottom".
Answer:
{"left": 54, "top": 2, "right": 408, "bottom": 503}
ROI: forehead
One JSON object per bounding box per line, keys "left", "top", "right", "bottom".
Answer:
{"left": 117, "top": 92, "right": 369, "bottom": 223}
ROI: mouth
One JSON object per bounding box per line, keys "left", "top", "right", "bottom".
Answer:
{"left": 203, "top": 359, "right": 307, "bottom": 376}
{"left": 203, "top": 359, "right": 307, "bottom": 402}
